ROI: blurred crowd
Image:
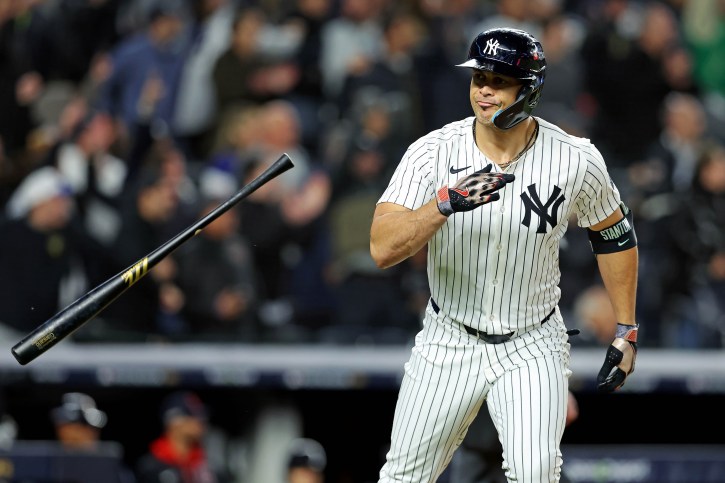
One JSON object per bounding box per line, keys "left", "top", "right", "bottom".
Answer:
{"left": 0, "top": 390, "right": 329, "bottom": 483}
{"left": 0, "top": 0, "right": 723, "bottom": 349}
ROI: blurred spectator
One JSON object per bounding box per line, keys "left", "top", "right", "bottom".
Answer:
{"left": 29, "top": 91, "right": 90, "bottom": 166}
{"left": 0, "top": 133, "right": 29, "bottom": 210}
{"left": 283, "top": 0, "right": 332, "bottom": 105}
{"left": 630, "top": 92, "right": 708, "bottom": 202}
{"left": 212, "top": 6, "right": 264, "bottom": 110}
{"left": 248, "top": 0, "right": 334, "bottom": 154}
{"left": 212, "top": 7, "right": 300, "bottom": 114}
{"left": 0, "top": 2, "right": 45, "bottom": 158}
{"left": 329, "top": 132, "right": 390, "bottom": 200}
{"left": 151, "top": 139, "right": 202, "bottom": 234}
{"left": 470, "top": 0, "right": 544, "bottom": 40}
{"left": 682, "top": 0, "right": 725, "bottom": 99}
{"left": 101, "top": 159, "right": 187, "bottom": 340}
{"left": 322, "top": 94, "right": 405, "bottom": 182}
{"left": 662, "top": 42, "right": 700, "bottom": 96}
{"left": 173, "top": 0, "right": 236, "bottom": 162}
{"left": 174, "top": 169, "right": 259, "bottom": 341}
{"left": 50, "top": 392, "right": 136, "bottom": 483}
{"left": 241, "top": 101, "right": 333, "bottom": 336}
{"left": 409, "top": 0, "right": 478, "bottom": 131}
{"left": 236, "top": 155, "right": 295, "bottom": 314}
{"left": 49, "top": 109, "right": 127, "bottom": 246}
{"left": 337, "top": 8, "right": 427, "bottom": 143}
{"left": 322, "top": 144, "right": 418, "bottom": 345}
{"left": 571, "top": 284, "right": 618, "bottom": 346}
{"left": 258, "top": 100, "right": 315, "bottom": 177}
{"left": 535, "top": 13, "right": 588, "bottom": 137}
{"left": 660, "top": 144, "right": 725, "bottom": 348}
{"left": 0, "top": 167, "right": 110, "bottom": 337}
{"left": 286, "top": 437, "right": 327, "bottom": 483}
{"left": 207, "top": 104, "right": 263, "bottom": 180}
{"left": 580, "top": 0, "right": 675, "bottom": 170}
{"left": 631, "top": 93, "right": 713, "bottom": 347}
{"left": 319, "top": 0, "right": 385, "bottom": 99}
{"left": 26, "top": 1, "right": 121, "bottom": 85}
{"left": 136, "top": 391, "right": 229, "bottom": 483}
{"left": 238, "top": 146, "right": 332, "bottom": 339}
{"left": 51, "top": 392, "right": 108, "bottom": 450}
{"left": 96, "top": 2, "right": 188, "bottom": 145}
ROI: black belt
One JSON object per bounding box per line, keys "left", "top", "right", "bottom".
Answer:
{"left": 430, "top": 298, "right": 555, "bottom": 344}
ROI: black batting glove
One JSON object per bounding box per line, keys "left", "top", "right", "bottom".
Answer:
{"left": 436, "top": 164, "right": 515, "bottom": 217}
{"left": 597, "top": 323, "right": 638, "bottom": 393}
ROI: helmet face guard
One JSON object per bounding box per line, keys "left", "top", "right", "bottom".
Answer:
{"left": 457, "top": 28, "right": 546, "bottom": 130}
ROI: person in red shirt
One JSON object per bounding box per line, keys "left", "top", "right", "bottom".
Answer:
{"left": 135, "top": 391, "right": 226, "bottom": 483}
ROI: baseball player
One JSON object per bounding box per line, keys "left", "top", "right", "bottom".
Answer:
{"left": 370, "top": 28, "right": 639, "bottom": 483}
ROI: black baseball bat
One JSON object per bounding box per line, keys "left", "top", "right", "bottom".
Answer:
{"left": 11, "top": 153, "right": 294, "bottom": 365}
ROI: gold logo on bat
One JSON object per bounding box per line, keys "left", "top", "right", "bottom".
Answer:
{"left": 34, "top": 332, "right": 57, "bottom": 349}
{"left": 121, "top": 258, "right": 149, "bottom": 287}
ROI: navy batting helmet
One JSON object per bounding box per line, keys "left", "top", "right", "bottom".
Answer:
{"left": 457, "top": 28, "right": 546, "bottom": 130}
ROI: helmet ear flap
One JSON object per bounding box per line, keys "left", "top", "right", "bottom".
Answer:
{"left": 492, "top": 79, "right": 543, "bottom": 130}
{"left": 492, "top": 95, "right": 529, "bottom": 129}
{"left": 527, "top": 77, "right": 544, "bottom": 108}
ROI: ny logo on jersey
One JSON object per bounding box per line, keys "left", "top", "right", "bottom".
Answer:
{"left": 520, "top": 184, "right": 566, "bottom": 234}
{"left": 483, "top": 39, "right": 500, "bottom": 56}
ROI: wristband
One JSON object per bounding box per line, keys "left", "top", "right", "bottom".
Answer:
{"left": 436, "top": 186, "right": 454, "bottom": 216}
{"left": 615, "top": 323, "right": 639, "bottom": 343}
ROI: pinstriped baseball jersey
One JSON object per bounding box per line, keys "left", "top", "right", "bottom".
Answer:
{"left": 378, "top": 116, "right": 621, "bottom": 335}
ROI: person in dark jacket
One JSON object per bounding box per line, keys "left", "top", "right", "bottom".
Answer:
{"left": 0, "top": 167, "right": 111, "bottom": 337}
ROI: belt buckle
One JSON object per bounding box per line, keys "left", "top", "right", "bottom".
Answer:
{"left": 480, "top": 331, "right": 513, "bottom": 344}
{"left": 464, "top": 325, "right": 513, "bottom": 344}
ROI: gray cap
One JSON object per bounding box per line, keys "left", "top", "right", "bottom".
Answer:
{"left": 287, "top": 438, "right": 327, "bottom": 472}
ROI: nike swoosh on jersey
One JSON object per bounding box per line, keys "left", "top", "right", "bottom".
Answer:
{"left": 618, "top": 239, "right": 630, "bottom": 246}
{"left": 449, "top": 165, "right": 470, "bottom": 174}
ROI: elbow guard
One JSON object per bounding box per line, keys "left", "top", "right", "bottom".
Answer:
{"left": 587, "top": 203, "right": 637, "bottom": 254}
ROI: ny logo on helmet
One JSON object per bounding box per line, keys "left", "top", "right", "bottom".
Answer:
{"left": 483, "top": 39, "right": 500, "bottom": 56}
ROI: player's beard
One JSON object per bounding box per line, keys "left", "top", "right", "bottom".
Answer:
{"left": 471, "top": 99, "right": 504, "bottom": 129}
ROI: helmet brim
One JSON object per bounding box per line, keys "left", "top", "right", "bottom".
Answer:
{"left": 456, "top": 59, "right": 536, "bottom": 82}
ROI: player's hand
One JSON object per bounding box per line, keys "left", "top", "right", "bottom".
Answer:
{"left": 436, "top": 164, "right": 515, "bottom": 216}
{"left": 597, "top": 323, "right": 638, "bottom": 393}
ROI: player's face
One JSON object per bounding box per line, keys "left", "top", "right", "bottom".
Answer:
{"left": 469, "top": 70, "right": 522, "bottom": 126}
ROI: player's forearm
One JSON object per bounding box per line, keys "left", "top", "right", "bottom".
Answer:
{"left": 596, "top": 247, "right": 638, "bottom": 325}
{"left": 370, "top": 200, "right": 447, "bottom": 269}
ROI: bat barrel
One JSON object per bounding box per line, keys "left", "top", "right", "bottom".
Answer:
{"left": 12, "top": 314, "right": 69, "bottom": 365}
{"left": 11, "top": 276, "right": 127, "bottom": 365}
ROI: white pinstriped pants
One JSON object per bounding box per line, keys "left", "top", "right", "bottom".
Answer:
{"left": 379, "top": 303, "right": 572, "bottom": 483}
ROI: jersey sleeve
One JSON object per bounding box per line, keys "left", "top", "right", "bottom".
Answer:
{"left": 574, "top": 144, "right": 622, "bottom": 228}
{"left": 377, "top": 140, "right": 435, "bottom": 210}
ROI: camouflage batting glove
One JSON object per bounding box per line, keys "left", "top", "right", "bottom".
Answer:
{"left": 436, "top": 164, "right": 515, "bottom": 216}
{"left": 597, "top": 323, "right": 638, "bottom": 393}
